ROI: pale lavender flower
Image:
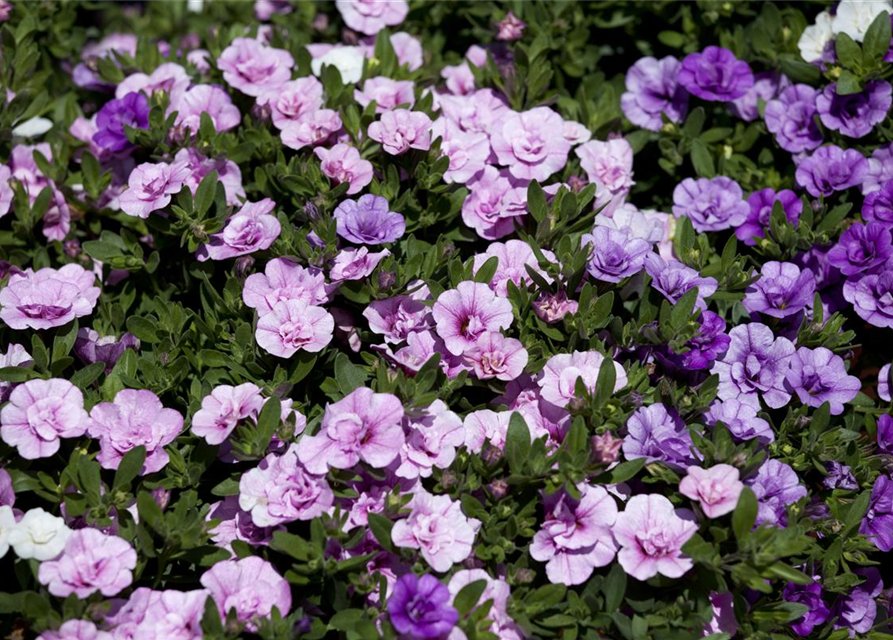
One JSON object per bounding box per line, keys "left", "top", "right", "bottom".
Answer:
{"left": 74, "top": 329, "right": 139, "bottom": 373}
{"left": 645, "top": 253, "right": 717, "bottom": 308}
{"left": 582, "top": 227, "right": 652, "bottom": 283}
{"left": 105, "top": 587, "right": 207, "bottom": 640}
{"left": 217, "top": 37, "right": 294, "bottom": 97}
{"left": 0, "top": 379, "right": 88, "bottom": 460}
{"left": 704, "top": 398, "right": 775, "bottom": 444}
{"left": 280, "top": 109, "right": 343, "bottom": 151}
{"left": 679, "top": 464, "right": 743, "bottom": 518}
{"left": 0, "top": 264, "right": 100, "bottom": 330}
{"left": 672, "top": 176, "right": 749, "bottom": 233}
{"left": 329, "top": 247, "right": 390, "bottom": 281}
{"left": 816, "top": 80, "right": 892, "bottom": 139}
{"left": 785, "top": 346, "right": 861, "bottom": 415}
{"left": 242, "top": 258, "right": 330, "bottom": 316}
{"left": 315, "top": 143, "right": 374, "bottom": 194}
{"left": 174, "top": 148, "right": 246, "bottom": 206}
{"left": 0, "top": 344, "right": 33, "bottom": 402}
{"left": 367, "top": 110, "right": 432, "bottom": 155}
{"left": 334, "top": 194, "right": 405, "bottom": 244}
{"left": 191, "top": 383, "right": 265, "bottom": 446}
{"left": 119, "top": 161, "right": 191, "bottom": 218}
{"left": 747, "top": 458, "right": 807, "bottom": 527}
{"left": 355, "top": 77, "right": 415, "bottom": 113}
{"left": 363, "top": 296, "right": 431, "bottom": 343}
{"left": 471, "top": 239, "right": 554, "bottom": 297}
{"left": 613, "top": 494, "right": 698, "bottom": 580}
{"left": 622, "top": 403, "right": 697, "bottom": 469}
{"left": 461, "top": 165, "right": 527, "bottom": 239}
{"left": 620, "top": 56, "right": 689, "bottom": 130}
{"left": 795, "top": 145, "right": 868, "bottom": 197}
{"left": 432, "top": 281, "right": 513, "bottom": 356}
{"left": 394, "top": 400, "right": 465, "bottom": 480}
{"left": 743, "top": 261, "right": 816, "bottom": 318}
{"left": 261, "top": 77, "right": 323, "bottom": 130}
{"left": 490, "top": 107, "right": 571, "bottom": 182}
{"left": 336, "top": 0, "right": 408, "bottom": 35}
{"left": 764, "top": 84, "right": 823, "bottom": 153}
{"left": 37, "top": 621, "right": 111, "bottom": 640}
{"left": 173, "top": 84, "right": 241, "bottom": 134}
{"left": 462, "top": 332, "right": 528, "bottom": 381}
{"left": 842, "top": 257, "right": 893, "bottom": 328}
{"left": 729, "top": 71, "right": 788, "bottom": 121}
{"left": 537, "top": 351, "right": 627, "bottom": 408}
{"left": 197, "top": 198, "right": 281, "bottom": 261}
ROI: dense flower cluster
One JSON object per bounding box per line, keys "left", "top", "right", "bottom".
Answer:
{"left": 1, "top": 1, "right": 893, "bottom": 639}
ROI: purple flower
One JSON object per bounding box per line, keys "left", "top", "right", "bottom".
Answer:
{"left": 860, "top": 475, "right": 893, "bottom": 551}
{"left": 843, "top": 257, "right": 893, "bottom": 327}
{"left": 336, "top": 0, "right": 408, "bottom": 36}
{"left": 816, "top": 80, "right": 893, "bottom": 139}
{"left": 93, "top": 92, "right": 150, "bottom": 152}
{"left": 644, "top": 253, "right": 717, "bottom": 307}
{"left": 200, "top": 557, "right": 291, "bottom": 629}
{"left": 197, "top": 198, "right": 281, "bottom": 261}
{"left": 74, "top": 328, "right": 139, "bottom": 374}
{"left": 0, "top": 264, "right": 100, "bottom": 330}
{"left": 242, "top": 257, "right": 330, "bottom": 317}
{"left": 783, "top": 581, "right": 829, "bottom": 636}
{"left": 834, "top": 568, "right": 883, "bottom": 636}
{"left": 737, "top": 188, "right": 803, "bottom": 245}
{"left": 613, "top": 494, "right": 698, "bottom": 580}
{"left": 462, "top": 332, "right": 528, "bottom": 381}
{"left": 764, "top": 84, "right": 823, "bottom": 153}
{"left": 87, "top": 389, "right": 183, "bottom": 473}
{"left": 0, "top": 378, "right": 88, "bottom": 459}
{"left": 795, "top": 145, "right": 868, "bottom": 197}
{"left": 622, "top": 403, "right": 698, "bottom": 469}
{"left": 747, "top": 459, "right": 807, "bottom": 527}
{"left": 530, "top": 485, "right": 618, "bottom": 585}
{"left": 582, "top": 227, "right": 652, "bottom": 283}
{"left": 0, "top": 467, "right": 13, "bottom": 507}
{"left": 879, "top": 366, "right": 892, "bottom": 403}
{"left": 672, "top": 176, "right": 749, "bottom": 233}
{"left": 173, "top": 84, "right": 241, "bottom": 134}
{"left": 432, "top": 281, "right": 513, "bottom": 356}
{"left": 354, "top": 77, "right": 415, "bottom": 113}
{"left": 37, "top": 528, "right": 136, "bottom": 598}
{"left": 297, "top": 387, "right": 405, "bottom": 473}
{"left": 315, "top": 143, "right": 374, "bottom": 195}
{"left": 679, "top": 464, "right": 744, "bottom": 518}
{"left": 729, "top": 71, "right": 787, "bottom": 122}
{"left": 490, "top": 107, "right": 571, "bottom": 181}
{"left": 678, "top": 46, "right": 754, "bottom": 102}
{"left": 827, "top": 222, "right": 893, "bottom": 276}
{"left": 864, "top": 142, "right": 893, "bottom": 194}
{"left": 878, "top": 414, "right": 893, "bottom": 453}
{"left": 620, "top": 56, "right": 689, "bottom": 131}
{"left": 255, "top": 299, "right": 334, "bottom": 358}
{"left": 217, "top": 37, "right": 294, "bottom": 96}
{"left": 368, "top": 109, "right": 432, "bottom": 155}
{"left": 863, "top": 179, "right": 893, "bottom": 227}
{"left": 461, "top": 165, "right": 527, "bottom": 239}
{"left": 822, "top": 461, "right": 859, "bottom": 491}
{"left": 743, "top": 261, "right": 816, "bottom": 318}
{"left": 786, "top": 346, "right": 861, "bottom": 415}
{"left": 669, "top": 310, "right": 731, "bottom": 371}
{"left": 333, "top": 194, "right": 405, "bottom": 245}
{"left": 363, "top": 296, "right": 431, "bottom": 343}
{"left": 537, "top": 350, "right": 627, "bottom": 408}
{"left": 387, "top": 574, "right": 458, "bottom": 639}
{"left": 711, "top": 322, "right": 795, "bottom": 409}
{"left": 119, "top": 161, "right": 191, "bottom": 218}
{"left": 705, "top": 398, "right": 775, "bottom": 444}
{"left": 208, "top": 496, "right": 281, "bottom": 551}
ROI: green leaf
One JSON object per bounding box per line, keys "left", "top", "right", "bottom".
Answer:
{"left": 334, "top": 353, "right": 368, "bottom": 395}
{"left": 528, "top": 180, "right": 548, "bottom": 223}
{"left": 126, "top": 317, "right": 159, "bottom": 343}
{"left": 683, "top": 107, "right": 706, "bottom": 138}
{"left": 137, "top": 491, "right": 165, "bottom": 532}
{"left": 593, "top": 356, "right": 617, "bottom": 409}
{"left": 836, "top": 69, "right": 863, "bottom": 95}
{"left": 474, "top": 255, "right": 500, "bottom": 285}
{"left": 113, "top": 446, "right": 146, "bottom": 491}
{"left": 270, "top": 530, "right": 315, "bottom": 561}
{"left": 255, "top": 396, "right": 282, "bottom": 453}
{"left": 766, "top": 563, "right": 813, "bottom": 584}
{"left": 69, "top": 362, "right": 106, "bottom": 389}
{"left": 835, "top": 32, "right": 863, "bottom": 70}
{"left": 453, "top": 579, "right": 488, "bottom": 616}
{"left": 83, "top": 240, "right": 125, "bottom": 262}
{"left": 367, "top": 513, "right": 394, "bottom": 552}
{"left": 732, "top": 487, "right": 758, "bottom": 541}
{"left": 690, "top": 139, "right": 715, "bottom": 178}
{"left": 505, "top": 411, "right": 531, "bottom": 475}
{"left": 864, "top": 11, "right": 892, "bottom": 64}
{"left": 0, "top": 366, "right": 41, "bottom": 383}
{"left": 603, "top": 562, "right": 627, "bottom": 613}
{"left": 593, "top": 457, "right": 645, "bottom": 484}
{"left": 194, "top": 170, "right": 218, "bottom": 218}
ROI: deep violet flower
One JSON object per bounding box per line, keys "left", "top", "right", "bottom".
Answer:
{"left": 620, "top": 56, "right": 689, "bottom": 131}
{"left": 678, "top": 46, "right": 754, "bottom": 102}
{"left": 387, "top": 574, "right": 458, "bottom": 639}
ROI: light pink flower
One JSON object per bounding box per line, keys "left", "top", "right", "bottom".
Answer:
{"left": 217, "top": 37, "right": 294, "bottom": 96}
{"left": 438, "top": 89, "right": 510, "bottom": 137}
{"left": 530, "top": 484, "right": 618, "bottom": 585}
{"left": 0, "top": 343, "right": 32, "bottom": 404}
{"left": 191, "top": 383, "right": 265, "bottom": 445}
{"left": 0, "top": 164, "right": 12, "bottom": 219}
{"left": 87, "top": 389, "right": 184, "bottom": 473}
{"left": 355, "top": 77, "right": 415, "bottom": 113}
{"left": 0, "top": 264, "right": 100, "bottom": 330}
{"left": 315, "top": 143, "right": 373, "bottom": 194}
{"left": 255, "top": 299, "right": 334, "bottom": 357}
{"left": 297, "top": 387, "right": 405, "bottom": 473}
{"left": 173, "top": 84, "right": 241, "bottom": 134}
{"left": 496, "top": 11, "right": 526, "bottom": 41}
{"left": 42, "top": 189, "right": 71, "bottom": 242}
{"left": 391, "top": 490, "right": 481, "bottom": 572}
{"left": 463, "top": 332, "right": 528, "bottom": 381}
{"left": 329, "top": 247, "right": 390, "bottom": 282}
{"left": 563, "top": 120, "right": 592, "bottom": 146}
{"left": 38, "top": 528, "right": 136, "bottom": 598}
{"left": 243, "top": 257, "right": 330, "bottom": 316}
{"left": 576, "top": 139, "right": 635, "bottom": 211}
{"left": 197, "top": 198, "right": 281, "bottom": 261}
{"left": 200, "top": 557, "right": 291, "bottom": 628}
{"left": 388, "top": 32, "right": 423, "bottom": 70}
{"left": 280, "top": 109, "right": 343, "bottom": 151}
{"left": 463, "top": 410, "right": 515, "bottom": 452}
{"left": 0, "top": 378, "right": 88, "bottom": 460}
{"left": 37, "top": 620, "right": 112, "bottom": 640}
{"left": 472, "top": 239, "right": 554, "bottom": 296}
{"left": 119, "top": 161, "right": 191, "bottom": 218}
{"left": 174, "top": 148, "right": 246, "bottom": 206}
{"left": 447, "top": 570, "right": 523, "bottom": 640}
{"left": 432, "top": 119, "right": 490, "bottom": 184}
{"left": 461, "top": 165, "right": 527, "bottom": 239}
{"left": 336, "top": 0, "right": 409, "bottom": 35}
{"left": 537, "top": 351, "right": 628, "bottom": 408}
{"left": 368, "top": 110, "right": 432, "bottom": 155}
{"left": 490, "top": 107, "right": 571, "bottom": 181}
{"left": 613, "top": 494, "right": 698, "bottom": 581}
{"left": 533, "top": 291, "right": 579, "bottom": 324}
{"left": 207, "top": 496, "right": 282, "bottom": 551}
{"left": 680, "top": 464, "right": 744, "bottom": 518}
{"left": 363, "top": 295, "right": 431, "bottom": 343}
{"left": 105, "top": 587, "right": 207, "bottom": 640}
{"left": 432, "top": 281, "right": 514, "bottom": 356}
{"left": 239, "top": 444, "right": 334, "bottom": 526}
{"left": 262, "top": 77, "right": 324, "bottom": 130}
{"left": 441, "top": 63, "right": 476, "bottom": 96}
{"left": 394, "top": 400, "right": 465, "bottom": 480}
{"left": 116, "top": 62, "right": 189, "bottom": 101}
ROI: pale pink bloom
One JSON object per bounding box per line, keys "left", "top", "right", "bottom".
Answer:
{"left": 315, "top": 144, "right": 373, "bottom": 194}
{"left": 438, "top": 89, "right": 509, "bottom": 137}
{"left": 116, "top": 62, "right": 189, "bottom": 101}
{"left": 441, "top": 63, "right": 476, "bottom": 96}
{"left": 355, "top": 77, "right": 415, "bottom": 113}
{"left": 490, "top": 107, "right": 571, "bottom": 181}
{"left": 447, "top": 570, "right": 523, "bottom": 640}
{"left": 191, "top": 383, "right": 265, "bottom": 445}
{"left": 368, "top": 110, "right": 432, "bottom": 155}
{"left": 87, "top": 389, "right": 184, "bottom": 473}
{"left": 0, "top": 379, "right": 88, "bottom": 460}
{"left": 432, "top": 119, "right": 490, "bottom": 184}
{"left": 432, "top": 281, "right": 514, "bottom": 355}
{"left": 341, "top": 485, "right": 388, "bottom": 532}
{"left": 613, "top": 494, "right": 698, "bottom": 581}
{"left": 533, "top": 291, "right": 578, "bottom": 324}
{"left": 38, "top": 528, "right": 136, "bottom": 598}
{"left": 679, "top": 464, "right": 744, "bottom": 518}
{"left": 530, "top": 484, "right": 618, "bottom": 585}
{"left": 576, "top": 138, "right": 635, "bottom": 211}
{"left": 471, "top": 239, "right": 554, "bottom": 296}
{"left": 461, "top": 165, "right": 527, "bottom": 239}
{"left": 207, "top": 496, "right": 282, "bottom": 551}
{"left": 200, "top": 557, "right": 291, "bottom": 629}
{"left": 463, "top": 410, "right": 515, "bottom": 453}
{"left": 243, "top": 257, "right": 330, "bottom": 316}
{"left": 463, "top": 332, "right": 528, "bottom": 381}
{"left": 197, "top": 198, "right": 281, "bottom": 261}
{"left": 563, "top": 120, "right": 592, "bottom": 145}
{"left": 384, "top": 330, "right": 462, "bottom": 376}
{"left": 297, "top": 387, "right": 405, "bottom": 473}
{"left": 106, "top": 587, "right": 207, "bottom": 640}
{"left": 388, "top": 32, "right": 423, "bottom": 70}
{"left": 0, "top": 264, "right": 100, "bottom": 330}
{"left": 280, "top": 109, "right": 343, "bottom": 151}
{"left": 329, "top": 247, "right": 390, "bottom": 282}
{"left": 217, "top": 37, "right": 294, "bottom": 96}
{"left": 537, "top": 351, "right": 628, "bottom": 408}
{"left": 42, "top": 189, "right": 71, "bottom": 242}
{"left": 262, "top": 77, "right": 324, "bottom": 130}
{"left": 255, "top": 299, "right": 334, "bottom": 357}
{"left": 336, "top": 0, "right": 409, "bottom": 35}
{"left": 391, "top": 490, "right": 481, "bottom": 572}
{"left": 174, "top": 148, "right": 246, "bottom": 206}
{"left": 188, "top": 49, "right": 212, "bottom": 73}
{"left": 0, "top": 164, "right": 12, "bottom": 219}
{"left": 394, "top": 400, "right": 464, "bottom": 480}
{"left": 173, "top": 84, "right": 241, "bottom": 134}
{"left": 595, "top": 203, "right": 668, "bottom": 245}
{"left": 119, "top": 161, "right": 191, "bottom": 218}
{"left": 37, "top": 620, "right": 112, "bottom": 640}
{"left": 363, "top": 295, "right": 432, "bottom": 343}
{"left": 239, "top": 444, "right": 334, "bottom": 526}
{"left": 495, "top": 11, "right": 526, "bottom": 41}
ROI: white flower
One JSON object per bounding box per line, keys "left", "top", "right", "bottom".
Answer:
{"left": 11, "top": 116, "right": 53, "bottom": 138}
{"left": 798, "top": 11, "right": 835, "bottom": 63}
{"left": 310, "top": 46, "right": 366, "bottom": 84}
{"left": 0, "top": 506, "right": 16, "bottom": 559}
{"left": 833, "top": 0, "right": 893, "bottom": 42}
{"left": 7, "top": 508, "right": 71, "bottom": 561}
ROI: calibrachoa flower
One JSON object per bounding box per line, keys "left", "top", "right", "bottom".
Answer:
{"left": 679, "top": 464, "right": 743, "bottom": 518}
{"left": 764, "top": 84, "right": 823, "bottom": 153}
{"left": 336, "top": 0, "right": 408, "bottom": 35}
{"left": 391, "top": 490, "right": 481, "bottom": 572}
{"left": 298, "top": 387, "right": 405, "bottom": 473}
{"left": 826, "top": 222, "right": 893, "bottom": 276}
{"left": 613, "top": 494, "right": 698, "bottom": 581}
{"left": 575, "top": 138, "right": 635, "bottom": 206}
{"left": 448, "top": 570, "right": 523, "bottom": 640}
{"left": 315, "top": 143, "right": 374, "bottom": 194}
{"left": 860, "top": 475, "right": 893, "bottom": 551}
{"left": 363, "top": 295, "right": 431, "bottom": 343}
{"left": 432, "top": 281, "right": 513, "bottom": 355}
{"left": 217, "top": 37, "right": 294, "bottom": 96}
{"left": 208, "top": 496, "right": 281, "bottom": 550}
{"left": 704, "top": 398, "right": 775, "bottom": 444}
{"left": 711, "top": 322, "right": 795, "bottom": 409}
{"left": 644, "top": 253, "right": 718, "bottom": 307}
{"left": 863, "top": 179, "right": 893, "bottom": 226}
{"left": 0, "top": 264, "right": 100, "bottom": 330}
{"left": 785, "top": 347, "right": 861, "bottom": 415}
{"left": 239, "top": 444, "right": 334, "bottom": 526}
{"left": 843, "top": 257, "right": 893, "bottom": 328}
{"left": 367, "top": 109, "right": 432, "bottom": 154}
{"left": 116, "top": 62, "right": 189, "bottom": 100}
{"left": 36, "top": 621, "right": 112, "bottom": 640}
{"left": 622, "top": 403, "right": 697, "bottom": 469}
{"left": 729, "top": 71, "right": 787, "bottom": 122}
{"left": 329, "top": 247, "right": 391, "bottom": 281}
{"left": 197, "top": 198, "right": 281, "bottom": 261}
{"left": 433, "top": 119, "right": 490, "bottom": 184}
{"left": 0, "top": 379, "right": 88, "bottom": 460}
{"left": 783, "top": 581, "right": 829, "bottom": 636}
{"left": 394, "top": 400, "right": 464, "bottom": 480}
{"left": 106, "top": 587, "right": 207, "bottom": 640}
{"left": 737, "top": 188, "right": 803, "bottom": 245}
{"left": 461, "top": 165, "right": 527, "bottom": 239}
{"left": 243, "top": 258, "right": 330, "bottom": 316}
{"left": 333, "top": 194, "right": 405, "bottom": 244}
{"left": 175, "top": 147, "right": 246, "bottom": 206}
{"left": 581, "top": 226, "right": 651, "bottom": 283}
{"left": 462, "top": 332, "right": 528, "bottom": 381}
{"left": 173, "top": 84, "right": 241, "bottom": 134}
{"left": 8, "top": 507, "right": 71, "bottom": 560}
{"left": 833, "top": 568, "right": 883, "bottom": 636}
{"left": 743, "top": 261, "right": 816, "bottom": 318}
{"left": 310, "top": 45, "right": 366, "bottom": 84}
{"left": 816, "top": 81, "right": 892, "bottom": 139}
{"left": 255, "top": 299, "right": 334, "bottom": 357}
{"left": 666, "top": 310, "right": 730, "bottom": 371}
{"left": 280, "top": 109, "right": 343, "bottom": 151}
{"left": 387, "top": 574, "right": 458, "bottom": 639}
{"left": 490, "top": 107, "right": 571, "bottom": 181}
{"left": 200, "top": 557, "right": 292, "bottom": 628}
{"left": 530, "top": 484, "right": 618, "bottom": 585}
{"left": 119, "top": 161, "right": 191, "bottom": 218}
{"left": 620, "top": 56, "right": 688, "bottom": 131}
{"left": 672, "top": 176, "right": 749, "bottom": 233}
{"left": 74, "top": 329, "right": 139, "bottom": 373}
{"left": 354, "top": 77, "right": 415, "bottom": 113}
{"left": 93, "top": 92, "right": 150, "bottom": 152}
{"left": 747, "top": 459, "right": 808, "bottom": 527}
{"left": 538, "top": 350, "right": 627, "bottom": 408}
{"left": 795, "top": 145, "right": 868, "bottom": 197}
{"left": 678, "top": 46, "right": 754, "bottom": 102}
{"left": 263, "top": 77, "right": 323, "bottom": 130}
{"left": 87, "top": 389, "right": 184, "bottom": 473}
{"left": 191, "top": 383, "right": 265, "bottom": 445}
{"left": 37, "top": 528, "right": 137, "bottom": 598}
